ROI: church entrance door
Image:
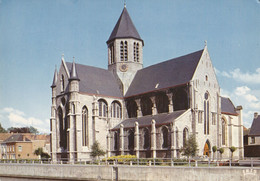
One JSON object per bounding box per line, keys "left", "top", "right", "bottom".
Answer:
{"left": 203, "top": 141, "right": 210, "bottom": 156}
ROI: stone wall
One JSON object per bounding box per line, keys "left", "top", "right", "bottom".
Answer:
{"left": 0, "top": 164, "right": 259, "bottom": 181}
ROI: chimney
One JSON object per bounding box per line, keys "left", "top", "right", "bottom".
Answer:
{"left": 254, "top": 112, "right": 258, "bottom": 119}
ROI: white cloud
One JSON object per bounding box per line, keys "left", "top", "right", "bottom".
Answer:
{"left": 217, "top": 68, "right": 260, "bottom": 84}
{"left": 0, "top": 107, "right": 49, "bottom": 133}
{"left": 221, "top": 86, "right": 260, "bottom": 129}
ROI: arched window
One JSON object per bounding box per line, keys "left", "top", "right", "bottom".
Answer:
{"left": 82, "top": 106, "right": 88, "bottom": 146}
{"left": 126, "top": 100, "right": 138, "bottom": 118}
{"left": 222, "top": 119, "right": 226, "bottom": 145}
{"left": 120, "top": 41, "right": 128, "bottom": 61}
{"left": 111, "top": 101, "right": 122, "bottom": 119}
{"left": 204, "top": 92, "right": 210, "bottom": 135}
{"left": 143, "top": 128, "right": 150, "bottom": 149}
{"left": 98, "top": 99, "right": 108, "bottom": 117}
{"left": 114, "top": 132, "right": 118, "bottom": 150}
{"left": 58, "top": 107, "right": 66, "bottom": 149}
{"left": 183, "top": 128, "right": 188, "bottom": 146}
{"left": 128, "top": 130, "right": 134, "bottom": 150}
{"left": 162, "top": 127, "right": 168, "bottom": 148}
{"left": 156, "top": 93, "right": 169, "bottom": 114}
{"left": 133, "top": 42, "right": 140, "bottom": 62}
{"left": 141, "top": 97, "right": 153, "bottom": 116}
{"left": 61, "top": 75, "right": 65, "bottom": 92}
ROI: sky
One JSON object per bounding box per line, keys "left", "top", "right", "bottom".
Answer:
{"left": 0, "top": 0, "right": 260, "bottom": 133}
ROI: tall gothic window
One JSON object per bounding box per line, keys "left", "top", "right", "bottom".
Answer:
{"left": 222, "top": 119, "right": 226, "bottom": 145}
{"left": 109, "top": 44, "right": 114, "bottom": 64}
{"left": 162, "top": 127, "right": 169, "bottom": 148}
{"left": 183, "top": 128, "right": 188, "bottom": 146}
{"left": 61, "top": 75, "right": 65, "bottom": 92}
{"left": 204, "top": 92, "right": 210, "bottom": 135}
{"left": 120, "top": 41, "right": 128, "bottom": 61}
{"left": 82, "top": 106, "right": 88, "bottom": 147}
{"left": 114, "top": 132, "right": 118, "bottom": 150}
{"left": 99, "top": 99, "right": 108, "bottom": 117}
{"left": 143, "top": 128, "right": 150, "bottom": 149}
{"left": 128, "top": 130, "right": 134, "bottom": 150}
{"left": 111, "top": 101, "right": 122, "bottom": 119}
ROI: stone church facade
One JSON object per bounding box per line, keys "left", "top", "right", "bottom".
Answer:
{"left": 50, "top": 7, "right": 244, "bottom": 161}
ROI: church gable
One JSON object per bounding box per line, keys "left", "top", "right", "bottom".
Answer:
{"left": 56, "top": 58, "right": 71, "bottom": 96}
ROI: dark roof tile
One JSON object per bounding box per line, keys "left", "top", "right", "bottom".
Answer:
{"left": 66, "top": 63, "right": 123, "bottom": 98}
{"left": 112, "top": 110, "right": 186, "bottom": 130}
{"left": 221, "top": 97, "right": 237, "bottom": 115}
{"left": 107, "top": 7, "right": 143, "bottom": 44}
{"left": 249, "top": 115, "right": 260, "bottom": 136}
{"left": 125, "top": 50, "right": 203, "bottom": 97}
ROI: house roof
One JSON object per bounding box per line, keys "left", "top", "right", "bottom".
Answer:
{"left": 107, "top": 7, "right": 143, "bottom": 44}
{"left": 112, "top": 110, "right": 186, "bottom": 130}
{"left": 66, "top": 62, "right": 123, "bottom": 98}
{"left": 249, "top": 115, "right": 260, "bottom": 136}
{"left": 3, "top": 134, "right": 31, "bottom": 143}
{"left": 221, "top": 97, "right": 238, "bottom": 115}
{"left": 125, "top": 50, "right": 204, "bottom": 97}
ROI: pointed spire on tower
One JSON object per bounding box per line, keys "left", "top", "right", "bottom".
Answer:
{"left": 51, "top": 66, "right": 58, "bottom": 88}
{"left": 69, "top": 57, "right": 80, "bottom": 81}
{"left": 107, "top": 6, "right": 143, "bottom": 45}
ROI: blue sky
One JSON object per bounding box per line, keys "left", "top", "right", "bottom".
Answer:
{"left": 0, "top": 0, "right": 260, "bottom": 133}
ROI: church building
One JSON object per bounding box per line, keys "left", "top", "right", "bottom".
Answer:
{"left": 50, "top": 7, "right": 244, "bottom": 161}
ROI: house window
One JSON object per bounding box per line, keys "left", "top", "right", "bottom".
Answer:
{"left": 128, "top": 130, "right": 134, "bottom": 150}
{"left": 98, "top": 99, "right": 108, "bottom": 117}
{"left": 18, "top": 146, "right": 22, "bottom": 152}
{"left": 251, "top": 137, "right": 255, "bottom": 144}
{"left": 82, "top": 106, "right": 88, "bottom": 147}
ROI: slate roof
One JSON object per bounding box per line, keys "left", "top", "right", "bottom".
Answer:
{"left": 221, "top": 97, "right": 238, "bottom": 115}
{"left": 66, "top": 62, "right": 123, "bottom": 98}
{"left": 107, "top": 7, "right": 143, "bottom": 44}
{"left": 112, "top": 110, "right": 186, "bottom": 130}
{"left": 249, "top": 115, "right": 260, "bottom": 136}
{"left": 125, "top": 50, "right": 204, "bottom": 97}
{"left": 3, "top": 134, "right": 31, "bottom": 143}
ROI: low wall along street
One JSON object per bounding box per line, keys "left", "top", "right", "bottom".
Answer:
{"left": 0, "top": 164, "right": 260, "bottom": 181}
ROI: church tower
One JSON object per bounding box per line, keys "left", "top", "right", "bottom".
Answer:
{"left": 107, "top": 6, "right": 144, "bottom": 95}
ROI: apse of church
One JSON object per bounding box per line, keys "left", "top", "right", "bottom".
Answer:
{"left": 50, "top": 6, "right": 244, "bottom": 162}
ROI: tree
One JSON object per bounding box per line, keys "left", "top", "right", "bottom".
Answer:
{"left": 7, "top": 126, "right": 39, "bottom": 134}
{"left": 90, "top": 141, "right": 105, "bottom": 160}
{"left": 34, "top": 147, "right": 50, "bottom": 160}
{"left": 181, "top": 134, "right": 198, "bottom": 158}
{"left": 0, "top": 123, "right": 7, "bottom": 133}
{"left": 229, "top": 146, "right": 236, "bottom": 161}
{"left": 218, "top": 148, "right": 224, "bottom": 160}
{"left": 212, "top": 146, "right": 217, "bottom": 160}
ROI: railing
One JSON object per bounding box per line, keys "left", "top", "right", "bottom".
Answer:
{"left": 0, "top": 158, "right": 260, "bottom": 167}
